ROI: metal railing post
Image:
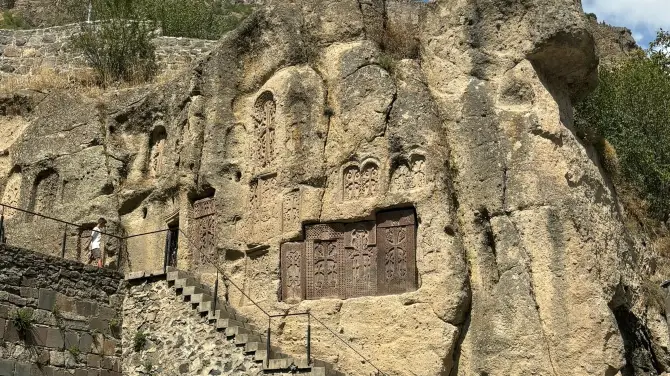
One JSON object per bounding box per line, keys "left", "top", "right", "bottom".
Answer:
{"left": 266, "top": 319, "right": 271, "bottom": 367}
{"left": 0, "top": 205, "right": 5, "bottom": 245}
{"left": 213, "top": 270, "right": 219, "bottom": 312}
{"left": 307, "top": 314, "right": 311, "bottom": 365}
{"left": 61, "top": 224, "right": 68, "bottom": 259}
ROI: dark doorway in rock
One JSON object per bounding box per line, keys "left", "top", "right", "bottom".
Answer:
{"left": 164, "top": 220, "right": 179, "bottom": 270}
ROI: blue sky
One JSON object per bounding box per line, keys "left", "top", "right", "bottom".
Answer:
{"left": 582, "top": 0, "right": 669, "bottom": 48}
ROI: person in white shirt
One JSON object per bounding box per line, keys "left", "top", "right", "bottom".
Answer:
{"left": 86, "top": 217, "right": 107, "bottom": 268}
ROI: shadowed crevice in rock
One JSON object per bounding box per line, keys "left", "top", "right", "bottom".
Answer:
{"left": 614, "top": 306, "right": 663, "bottom": 376}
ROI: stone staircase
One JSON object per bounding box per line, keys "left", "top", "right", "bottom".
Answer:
{"left": 165, "top": 268, "right": 346, "bottom": 376}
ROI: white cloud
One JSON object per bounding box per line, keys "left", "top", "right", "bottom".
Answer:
{"left": 582, "top": 0, "right": 670, "bottom": 46}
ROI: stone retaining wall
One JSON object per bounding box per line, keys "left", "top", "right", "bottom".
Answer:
{"left": 122, "top": 278, "right": 262, "bottom": 375}
{"left": 0, "top": 244, "right": 125, "bottom": 376}
{"left": 0, "top": 23, "right": 216, "bottom": 76}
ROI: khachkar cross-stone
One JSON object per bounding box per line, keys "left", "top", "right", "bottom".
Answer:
{"left": 284, "top": 209, "right": 416, "bottom": 302}
{"left": 253, "top": 92, "right": 276, "bottom": 168}
{"left": 189, "top": 198, "right": 217, "bottom": 266}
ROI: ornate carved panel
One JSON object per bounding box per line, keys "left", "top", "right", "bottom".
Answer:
{"left": 305, "top": 223, "right": 345, "bottom": 299}
{"left": 391, "top": 154, "right": 426, "bottom": 192}
{"left": 249, "top": 174, "right": 280, "bottom": 240}
{"left": 376, "top": 209, "right": 417, "bottom": 295}
{"left": 281, "top": 242, "right": 305, "bottom": 303}
{"left": 343, "top": 221, "right": 377, "bottom": 298}
{"left": 390, "top": 163, "right": 411, "bottom": 192}
{"left": 342, "top": 160, "right": 380, "bottom": 201}
{"left": 282, "top": 190, "right": 300, "bottom": 232}
{"left": 281, "top": 209, "right": 417, "bottom": 303}
{"left": 189, "top": 198, "right": 217, "bottom": 266}
{"left": 252, "top": 92, "right": 277, "bottom": 168}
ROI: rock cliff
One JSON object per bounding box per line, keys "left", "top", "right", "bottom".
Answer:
{"left": 0, "top": 0, "right": 668, "bottom": 375}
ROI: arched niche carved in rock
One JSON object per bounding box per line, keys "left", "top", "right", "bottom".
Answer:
{"left": 1, "top": 168, "right": 22, "bottom": 217}
{"left": 251, "top": 91, "right": 277, "bottom": 169}
{"left": 148, "top": 126, "right": 167, "bottom": 179}
{"left": 390, "top": 153, "right": 426, "bottom": 193}
{"left": 342, "top": 159, "right": 380, "bottom": 201}
{"left": 28, "top": 169, "right": 60, "bottom": 216}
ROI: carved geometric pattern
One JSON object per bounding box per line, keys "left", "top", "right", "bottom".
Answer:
{"left": 305, "top": 223, "right": 344, "bottom": 300}
{"left": 252, "top": 91, "right": 276, "bottom": 168}
{"left": 343, "top": 221, "right": 377, "bottom": 298}
{"left": 189, "top": 198, "right": 217, "bottom": 266}
{"left": 376, "top": 209, "right": 416, "bottom": 295}
{"left": 342, "top": 160, "right": 380, "bottom": 201}
{"left": 391, "top": 154, "right": 427, "bottom": 192}
{"left": 282, "top": 209, "right": 416, "bottom": 303}
{"left": 282, "top": 190, "right": 300, "bottom": 232}
{"left": 281, "top": 242, "right": 305, "bottom": 303}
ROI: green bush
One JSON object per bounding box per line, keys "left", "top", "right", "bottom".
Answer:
{"left": 0, "top": 11, "right": 30, "bottom": 29}
{"left": 134, "top": 331, "right": 148, "bottom": 352}
{"left": 12, "top": 308, "right": 34, "bottom": 337}
{"left": 575, "top": 30, "right": 670, "bottom": 218}
{"left": 71, "top": 0, "right": 158, "bottom": 85}
{"left": 138, "top": 0, "right": 253, "bottom": 39}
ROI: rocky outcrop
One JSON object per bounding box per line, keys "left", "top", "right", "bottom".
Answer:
{"left": 0, "top": 0, "right": 668, "bottom": 375}
{"left": 586, "top": 15, "right": 640, "bottom": 65}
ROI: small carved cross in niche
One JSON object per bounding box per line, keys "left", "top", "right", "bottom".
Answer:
{"left": 313, "top": 240, "right": 338, "bottom": 290}
{"left": 383, "top": 225, "right": 408, "bottom": 282}
{"left": 348, "top": 229, "right": 375, "bottom": 283}
{"left": 255, "top": 94, "right": 276, "bottom": 167}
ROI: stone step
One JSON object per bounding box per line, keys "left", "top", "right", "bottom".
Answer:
{"left": 174, "top": 277, "right": 198, "bottom": 289}
{"left": 244, "top": 341, "right": 267, "bottom": 353}
{"left": 166, "top": 270, "right": 189, "bottom": 282}
{"left": 182, "top": 285, "right": 204, "bottom": 297}
{"left": 235, "top": 333, "right": 263, "bottom": 345}
{"left": 225, "top": 325, "right": 251, "bottom": 337}
{"left": 216, "top": 318, "right": 246, "bottom": 330}
{"left": 208, "top": 309, "right": 249, "bottom": 323}
{"left": 191, "top": 293, "right": 212, "bottom": 304}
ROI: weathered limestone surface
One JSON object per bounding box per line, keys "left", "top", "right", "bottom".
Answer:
{"left": 122, "top": 279, "right": 262, "bottom": 375}
{"left": 0, "top": 0, "right": 668, "bottom": 375}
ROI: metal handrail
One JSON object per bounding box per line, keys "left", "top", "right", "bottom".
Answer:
{"left": 176, "top": 228, "right": 388, "bottom": 376}
{"left": 0, "top": 202, "right": 123, "bottom": 239}
{"left": 0, "top": 202, "right": 388, "bottom": 375}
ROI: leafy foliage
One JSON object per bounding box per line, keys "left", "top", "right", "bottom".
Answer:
{"left": 12, "top": 308, "right": 34, "bottom": 337}
{"left": 137, "top": 0, "right": 253, "bottom": 39}
{"left": 0, "top": 11, "right": 31, "bottom": 29}
{"left": 71, "top": 0, "right": 157, "bottom": 85}
{"left": 575, "top": 29, "right": 670, "bottom": 218}
{"left": 134, "top": 331, "right": 148, "bottom": 352}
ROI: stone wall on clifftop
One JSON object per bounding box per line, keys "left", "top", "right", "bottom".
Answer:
{"left": 0, "top": 245, "right": 124, "bottom": 375}
{"left": 0, "top": 23, "right": 216, "bottom": 76}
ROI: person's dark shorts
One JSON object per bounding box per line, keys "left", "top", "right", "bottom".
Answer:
{"left": 90, "top": 248, "right": 101, "bottom": 260}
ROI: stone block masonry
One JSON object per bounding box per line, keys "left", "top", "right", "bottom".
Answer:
{"left": 0, "top": 245, "right": 124, "bottom": 376}
{"left": 122, "top": 278, "right": 262, "bottom": 375}
{"left": 0, "top": 23, "right": 216, "bottom": 76}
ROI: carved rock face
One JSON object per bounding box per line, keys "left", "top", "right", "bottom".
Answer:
{"left": 0, "top": 1, "right": 666, "bottom": 376}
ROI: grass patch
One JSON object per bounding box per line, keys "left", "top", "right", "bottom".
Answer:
{"left": 12, "top": 308, "right": 34, "bottom": 338}
{"left": 134, "top": 331, "right": 148, "bottom": 352}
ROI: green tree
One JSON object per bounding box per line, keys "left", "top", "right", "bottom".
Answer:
{"left": 575, "top": 29, "right": 670, "bottom": 217}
